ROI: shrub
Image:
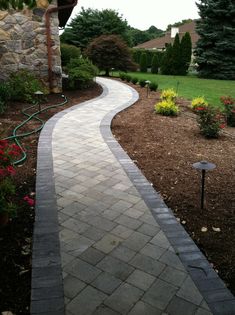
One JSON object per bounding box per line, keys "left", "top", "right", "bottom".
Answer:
{"left": 8, "top": 70, "right": 47, "bottom": 103}
{"left": 151, "top": 54, "right": 159, "bottom": 74}
{"left": 0, "top": 140, "right": 21, "bottom": 219}
{"left": 140, "top": 52, "right": 147, "bottom": 72}
{"left": 119, "top": 72, "right": 127, "bottom": 81}
{"left": 195, "top": 106, "right": 225, "bottom": 138}
{"left": 125, "top": 75, "right": 132, "bottom": 82}
{"left": 0, "top": 81, "right": 12, "bottom": 113}
{"left": 131, "top": 77, "right": 138, "bottom": 85}
{"left": 61, "top": 43, "right": 81, "bottom": 67}
{"left": 220, "top": 96, "right": 235, "bottom": 127}
{"left": 155, "top": 100, "right": 179, "bottom": 116}
{"left": 149, "top": 82, "right": 158, "bottom": 91}
{"left": 139, "top": 79, "right": 147, "bottom": 87}
{"left": 191, "top": 97, "right": 208, "bottom": 111}
{"left": 65, "top": 57, "right": 98, "bottom": 89}
{"left": 160, "top": 88, "right": 177, "bottom": 101}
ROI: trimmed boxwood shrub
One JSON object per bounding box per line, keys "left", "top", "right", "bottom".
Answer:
{"left": 149, "top": 82, "right": 158, "bottom": 91}
{"left": 139, "top": 79, "right": 147, "bottom": 87}
{"left": 131, "top": 77, "right": 138, "bottom": 84}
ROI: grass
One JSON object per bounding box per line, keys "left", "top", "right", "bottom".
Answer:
{"left": 115, "top": 72, "right": 235, "bottom": 107}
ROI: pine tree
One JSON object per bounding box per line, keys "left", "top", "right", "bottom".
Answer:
{"left": 151, "top": 54, "right": 159, "bottom": 74}
{"left": 195, "top": 0, "right": 235, "bottom": 80}
{"left": 140, "top": 52, "right": 147, "bottom": 72}
{"left": 180, "top": 32, "right": 192, "bottom": 75}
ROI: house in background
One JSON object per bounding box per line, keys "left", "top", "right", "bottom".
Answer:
{"left": 135, "top": 20, "right": 200, "bottom": 51}
{"left": 0, "top": 0, "right": 77, "bottom": 93}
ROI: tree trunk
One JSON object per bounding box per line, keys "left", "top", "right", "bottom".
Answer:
{"left": 105, "top": 69, "right": 110, "bottom": 76}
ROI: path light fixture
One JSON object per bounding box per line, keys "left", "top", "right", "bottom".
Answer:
{"left": 193, "top": 160, "right": 216, "bottom": 210}
{"left": 145, "top": 80, "right": 151, "bottom": 98}
{"left": 111, "top": 68, "right": 115, "bottom": 77}
{"left": 34, "top": 90, "right": 44, "bottom": 111}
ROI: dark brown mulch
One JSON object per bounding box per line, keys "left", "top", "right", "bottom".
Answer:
{"left": 112, "top": 80, "right": 235, "bottom": 295}
{"left": 0, "top": 83, "right": 102, "bottom": 314}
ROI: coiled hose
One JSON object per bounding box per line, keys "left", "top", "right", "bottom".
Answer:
{"left": 2, "top": 94, "right": 68, "bottom": 165}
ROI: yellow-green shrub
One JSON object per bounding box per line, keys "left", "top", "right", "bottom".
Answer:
{"left": 191, "top": 97, "right": 208, "bottom": 110}
{"left": 155, "top": 100, "right": 179, "bottom": 116}
{"left": 160, "top": 88, "right": 178, "bottom": 101}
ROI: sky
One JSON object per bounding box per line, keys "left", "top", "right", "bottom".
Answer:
{"left": 69, "top": 0, "right": 200, "bottom": 31}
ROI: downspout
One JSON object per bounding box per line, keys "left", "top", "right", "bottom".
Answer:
{"left": 45, "top": 0, "right": 78, "bottom": 92}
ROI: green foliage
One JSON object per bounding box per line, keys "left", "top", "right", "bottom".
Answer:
{"left": 86, "top": 35, "right": 137, "bottom": 76}
{"left": 155, "top": 100, "right": 179, "bottom": 116}
{"left": 65, "top": 57, "right": 98, "bottom": 90}
{"left": 128, "top": 25, "right": 164, "bottom": 47}
{"left": 61, "top": 8, "right": 131, "bottom": 49}
{"left": 119, "top": 72, "right": 127, "bottom": 81}
{"left": 0, "top": 0, "right": 52, "bottom": 9}
{"left": 0, "top": 177, "right": 17, "bottom": 217}
{"left": 131, "top": 77, "right": 138, "bottom": 84}
{"left": 220, "top": 96, "right": 235, "bottom": 127}
{"left": 195, "top": 106, "right": 225, "bottom": 138}
{"left": 0, "top": 81, "right": 12, "bottom": 114}
{"left": 161, "top": 44, "right": 173, "bottom": 75}
{"left": 180, "top": 32, "right": 192, "bottom": 75}
{"left": 60, "top": 44, "right": 81, "bottom": 67}
{"left": 8, "top": 70, "right": 47, "bottom": 103}
{"left": 195, "top": 0, "right": 235, "bottom": 80}
{"left": 125, "top": 75, "right": 132, "bottom": 82}
{"left": 140, "top": 52, "right": 147, "bottom": 72}
{"left": 151, "top": 54, "right": 159, "bottom": 74}
{"left": 161, "top": 32, "right": 192, "bottom": 75}
{"left": 149, "top": 82, "right": 158, "bottom": 91}
{"left": 139, "top": 79, "right": 147, "bottom": 87}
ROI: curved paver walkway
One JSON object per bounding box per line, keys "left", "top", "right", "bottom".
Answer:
{"left": 31, "top": 78, "right": 235, "bottom": 315}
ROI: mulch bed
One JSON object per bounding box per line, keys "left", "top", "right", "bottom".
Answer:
{"left": 111, "top": 79, "right": 235, "bottom": 295}
{"left": 0, "top": 83, "right": 102, "bottom": 314}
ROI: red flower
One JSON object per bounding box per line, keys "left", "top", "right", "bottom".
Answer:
{"left": 23, "top": 195, "right": 35, "bottom": 207}
{"left": 7, "top": 165, "right": 16, "bottom": 175}
{"left": 196, "top": 107, "right": 206, "bottom": 111}
{"left": 220, "top": 124, "right": 226, "bottom": 129}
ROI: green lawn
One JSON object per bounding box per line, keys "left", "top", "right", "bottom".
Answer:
{"left": 116, "top": 72, "right": 235, "bottom": 107}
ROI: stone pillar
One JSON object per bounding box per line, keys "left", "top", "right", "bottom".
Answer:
{"left": 0, "top": 0, "right": 62, "bottom": 93}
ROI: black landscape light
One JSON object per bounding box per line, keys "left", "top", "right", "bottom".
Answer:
{"left": 193, "top": 161, "right": 216, "bottom": 210}
{"left": 34, "top": 90, "right": 44, "bottom": 111}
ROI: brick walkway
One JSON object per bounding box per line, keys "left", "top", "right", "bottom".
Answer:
{"left": 31, "top": 78, "right": 235, "bottom": 315}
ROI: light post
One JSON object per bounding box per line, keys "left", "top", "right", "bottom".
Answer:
{"left": 193, "top": 161, "right": 216, "bottom": 210}
{"left": 145, "top": 80, "right": 151, "bottom": 98}
{"left": 34, "top": 91, "right": 44, "bottom": 111}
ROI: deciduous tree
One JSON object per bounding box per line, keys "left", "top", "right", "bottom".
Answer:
{"left": 86, "top": 35, "right": 137, "bottom": 76}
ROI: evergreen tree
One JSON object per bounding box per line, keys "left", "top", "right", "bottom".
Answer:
{"left": 180, "top": 32, "right": 192, "bottom": 75}
{"left": 161, "top": 44, "right": 173, "bottom": 75}
{"left": 151, "top": 54, "right": 159, "bottom": 74}
{"left": 195, "top": 0, "right": 235, "bottom": 80}
{"left": 171, "top": 33, "right": 182, "bottom": 75}
{"left": 140, "top": 52, "right": 147, "bottom": 72}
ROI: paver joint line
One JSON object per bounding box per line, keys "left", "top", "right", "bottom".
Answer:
{"left": 32, "top": 77, "right": 235, "bottom": 315}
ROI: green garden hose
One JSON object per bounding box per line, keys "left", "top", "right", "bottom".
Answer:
{"left": 1, "top": 94, "right": 68, "bottom": 165}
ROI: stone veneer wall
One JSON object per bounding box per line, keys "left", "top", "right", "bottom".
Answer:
{"left": 0, "top": 0, "right": 62, "bottom": 93}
